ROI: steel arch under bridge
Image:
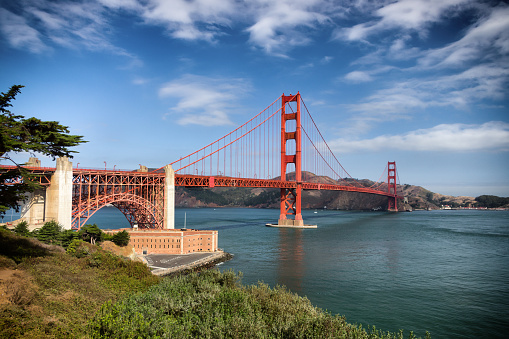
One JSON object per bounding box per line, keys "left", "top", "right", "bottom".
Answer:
{"left": 71, "top": 169, "right": 166, "bottom": 230}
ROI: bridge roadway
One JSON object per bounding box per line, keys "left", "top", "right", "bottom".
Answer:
{"left": 0, "top": 165, "right": 401, "bottom": 199}
{"left": 175, "top": 174, "right": 402, "bottom": 198}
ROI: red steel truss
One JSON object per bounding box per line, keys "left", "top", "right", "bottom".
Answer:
{"left": 0, "top": 165, "right": 54, "bottom": 185}
{"left": 71, "top": 169, "right": 165, "bottom": 230}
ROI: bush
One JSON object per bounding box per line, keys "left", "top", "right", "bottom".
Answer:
{"left": 79, "top": 224, "right": 104, "bottom": 244}
{"left": 36, "top": 220, "right": 62, "bottom": 245}
{"left": 59, "top": 229, "right": 78, "bottom": 248}
{"left": 111, "top": 230, "right": 130, "bottom": 247}
{"left": 89, "top": 270, "right": 426, "bottom": 339}
{"left": 14, "top": 220, "right": 30, "bottom": 237}
{"left": 66, "top": 238, "right": 85, "bottom": 256}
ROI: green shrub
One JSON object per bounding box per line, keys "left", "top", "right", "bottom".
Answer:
{"left": 79, "top": 224, "right": 104, "bottom": 244}
{"left": 13, "top": 220, "right": 29, "bottom": 237}
{"left": 89, "top": 270, "right": 426, "bottom": 339}
{"left": 36, "top": 220, "right": 62, "bottom": 245}
{"left": 111, "top": 230, "right": 130, "bottom": 247}
{"left": 66, "top": 238, "right": 88, "bottom": 257}
{"left": 59, "top": 229, "right": 78, "bottom": 248}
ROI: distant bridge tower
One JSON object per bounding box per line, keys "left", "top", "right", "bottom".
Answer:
{"left": 278, "top": 93, "right": 304, "bottom": 227}
{"left": 387, "top": 161, "right": 398, "bottom": 211}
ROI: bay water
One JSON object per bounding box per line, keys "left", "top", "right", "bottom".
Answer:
{"left": 42, "top": 207, "right": 509, "bottom": 338}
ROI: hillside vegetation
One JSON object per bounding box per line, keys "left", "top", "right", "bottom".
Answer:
{"left": 0, "top": 228, "right": 159, "bottom": 338}
{"left": 0, "top": 229, "right": 429, "bottom": 338}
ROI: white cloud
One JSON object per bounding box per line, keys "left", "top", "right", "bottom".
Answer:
{"left": 97, "top": 0, "right": 140, "bottom": 10}
{"left": 0, "top": 1, "right": 140, "bottom": 65}
{"left": 338, "top": 0, "right": 471, "bottom": 42}
{"left": 246, "top": 0, "right": 330, "bottom": 56}
{"left": 159, "top": 74, "right": 251, "bottom": 126}
{"left": 329, "top": 121, "right": 509, "bottom": 153}
{"left": 137, "top": 0, "right": 236, "bottom": 42}
{"left": 344, "top": 71, "right": 373, "bottom": 83}
{"left": 321, "top": 56, "right": 333, "bottom": 64}
{"left": 132, "top": 77, "right": 150, "bottom": 85}
{"left": 0, "top": 8, "right": 48, "bottom": 53}
{"left": 417, "top": 5, "right": 509, "bottom": 69}
{"left": 335, "top": 3, "right": 509, "bottom": 136}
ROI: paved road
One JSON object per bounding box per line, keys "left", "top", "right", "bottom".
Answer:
{"left": 144, "top": 252, "right": 222, "bottom": 270}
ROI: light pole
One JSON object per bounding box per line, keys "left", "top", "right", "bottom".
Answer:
{"left": 104, "top": 161, "right": 107, "bottom": 170}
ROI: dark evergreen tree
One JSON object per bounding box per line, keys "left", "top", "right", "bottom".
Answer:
{"left": 79, "top": 224, "right": 104, "bottom": 245}
{"left": 0, "top": 85, "right": 86, "bottom": 215}
{"left": 475, "top": 195, "right": 509, "bottom": 208}
{"left": 36, "top": 220, "right": 62, "bottom": 244}
{"left": 59, "top": 229, "right": 78, "bottom": 248}
{"left": 13, "top": 220, "right": 30, "bottom": 237}
{"left": 111, "top": 230, "right": 130, "bottom": 247}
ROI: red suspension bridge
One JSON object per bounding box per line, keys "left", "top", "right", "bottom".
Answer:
{"left": 1, "top": 92, "right": 401, "bottom": 230}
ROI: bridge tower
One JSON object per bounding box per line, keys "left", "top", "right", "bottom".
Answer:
{"left": 278, "top": 93, "right": 304, "bottom": 227}
{"left": 387, "top": 161, "right": 398, "bottom": 211}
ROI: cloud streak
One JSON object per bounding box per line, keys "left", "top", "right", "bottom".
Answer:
{"left": 329, "top": 121, "right": 509, "bottom": 153}
{"left": 159, "top": 75, "right": 251, "bottom": 126}
{"left": 337, "top": 0, "right": 471, "bottom": 42}
{"left": 0, "top": 1, "right": 140, "bottom": 65}
{"left": 0, "top": 8, "right": 48, "bottom": 53}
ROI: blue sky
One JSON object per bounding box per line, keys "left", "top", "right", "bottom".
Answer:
{"left": 1, "top": 0, "right": 508, "bottom": 197}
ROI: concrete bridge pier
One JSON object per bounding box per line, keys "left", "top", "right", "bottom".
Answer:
{"left": 20, "top": 188, "right": 46, "bottom": 227}
{"left": 43, "top": 157, "right": 73, "bottom": 229}
{"left": 20, "top": 156, "right": 73, "bottom": 229}
{"left": 164, "top": 164, "right": 175, "bottom": 229}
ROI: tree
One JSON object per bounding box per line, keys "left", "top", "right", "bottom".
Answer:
{"left": 111, "top": 230, "right": 130, "bottom": 247}
{"left": 0, "top": 85, "right": 86, "bottom": 215}
{"left": 475, "top": 195, "right": 509, "bottom": 208}
{"left": 59, "top": 229, "right": 78, "bottom": 249}
{"left": 36, "top": 220, "right": 62, "bottom": 244}
{"left": 14, "top": 220, "right": 30, "bottom": 237}
{"left": 79, "top": 224, "right": 104, "bottom": 245}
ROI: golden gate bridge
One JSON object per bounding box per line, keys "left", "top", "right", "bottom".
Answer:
{"left": 1, "top": 92, "right": 401, "bottom": 230}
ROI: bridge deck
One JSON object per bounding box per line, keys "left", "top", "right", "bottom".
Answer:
{"left": 0, "top": 166, "right": 401, "bottom": 199}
